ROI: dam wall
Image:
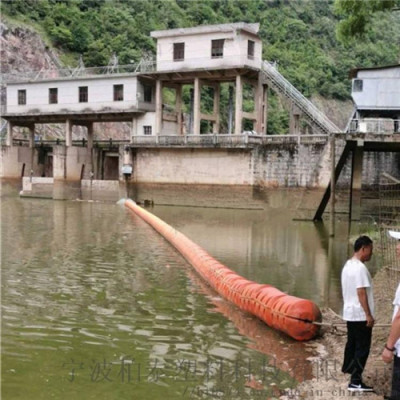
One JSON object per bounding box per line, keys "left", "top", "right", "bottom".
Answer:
{"left": 2, "top": 136, "right": 399, "bottom": 204}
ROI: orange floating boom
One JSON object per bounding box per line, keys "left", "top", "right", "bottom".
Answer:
{"left": 124, "top": 199, "right": 321, "bottom": 341}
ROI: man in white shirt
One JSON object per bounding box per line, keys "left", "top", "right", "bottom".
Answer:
{"left": 381, "top": 230, "right": 400, "bottom": 400}
{"left": 341, "top": 235, "right": 374, "bottom": 392}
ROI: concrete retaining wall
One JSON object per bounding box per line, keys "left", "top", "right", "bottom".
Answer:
{"left": 2, "top": 139, "right": 399, "bottom": 203}
{"left": 20, "top": 176, "right": 54, "bottom": 198}
{"left": 133, "top": 148, "right": 254, "bottom": 185}
{"left": 253, "top": 142, "right": 329, "bottom": 188}
{"left": 254, "top": 142, "right": 400, "bottom": 188}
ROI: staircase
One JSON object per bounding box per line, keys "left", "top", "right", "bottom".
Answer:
{"left": 344, "top": 107, "right": 357, "bottom": 133}
{"left": 261, "top": 60, "right": 342, "bottom": 134}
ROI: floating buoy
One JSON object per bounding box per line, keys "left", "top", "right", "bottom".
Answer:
{"left": 124, "top": 199, "right": 321, "bottom": 341}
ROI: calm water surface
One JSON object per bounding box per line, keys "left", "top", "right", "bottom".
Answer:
{"left": 1, "top": 183, "right": 380, "bottom": 400}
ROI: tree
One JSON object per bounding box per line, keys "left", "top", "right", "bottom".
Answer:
{"left": 335, "top": 0, "right": 400, "bottom": 42}
{"left": 50, "top": 24, "right": 73, "bottom": 48}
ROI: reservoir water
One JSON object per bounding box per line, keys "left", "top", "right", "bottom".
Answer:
{"left": 1, "top": 183, "right": 381, "bottom": 400}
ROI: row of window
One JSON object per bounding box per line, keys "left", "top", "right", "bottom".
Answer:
{"left": 17, "top": 84, "right": 153, "bottom": 105}
{"left": 173, "top": 39, "right": 255, "bottom": 61}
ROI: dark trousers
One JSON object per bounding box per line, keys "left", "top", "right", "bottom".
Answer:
{"left": 341, "top": 321, "right": 372, "bottom": 384}
{"left": 390, "top": 356, "right": 400, "bottom": 400}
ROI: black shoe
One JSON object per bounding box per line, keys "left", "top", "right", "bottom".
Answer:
{"left": 347, "top": 382, "right": 374, "bottom": 392}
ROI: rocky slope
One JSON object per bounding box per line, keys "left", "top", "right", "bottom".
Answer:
{"left": 1, "top": 21, "right": 60, "bottom": 75}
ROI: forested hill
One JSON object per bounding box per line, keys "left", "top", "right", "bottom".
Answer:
{"left": 1, "top": 0, "right": 399, "bottom": 133}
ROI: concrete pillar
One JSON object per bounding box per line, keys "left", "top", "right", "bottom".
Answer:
{"left": 28, "top": 124, "right": 35, "bottom": 148}
{"left": 176, "top": 85, "right": 183, "bottom": 135}
{"left": 235, "top": 74, "right": 243, "bottom": 135}
{"left": 213, "top": 84, "right": 220, "bottom": 134}
{"left": 87, "top": 123, "right": 94, "bottom": 177}
{"left": 228, "top": 86, "right": 233, "bottom": 134}
{"left": 123, "top": 146, "right": 132, "bottom": 166}
{"left": 131, "top": 117, "right": 138, "bottom": 139}
{"left": 255, "top": 74, "right": 263, "bottom": 134}
{"left": 193, "top": 77, "right": 201, "bottom": 135}
{"left": 155, "top": 80, "right": 163, "bottom": 135}
{"left": 27, "top": 124, "right": 35, "bottom": 177}
{"left": 65, "top": 119, "right": 72, "bottom": 147}
{"left": 52, "top": 145, "right": 80, "bottom": 200}
{"left": 87, "top": 123, "right": 94, "bottom": 150}
{"left": 349, "top": 140, "right": 364, "bottom": 221}
{"left": 289, "top": 105, "right": 301, "bottom": 135}
{"left": 189, "top": 88, "right": 194, "bottom": 134}
{"left": 6, "top": 121, "right": 13, "bottom": 146}
{"left": 329, "top": 134, "right": 335, "bottom": 237}
{"left": 263, "top": 85, "right": 268, "bottom": 135}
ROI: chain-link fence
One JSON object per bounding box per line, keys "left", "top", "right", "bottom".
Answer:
{"left": 379, "top": 173, "right": 400, "bottom": 290}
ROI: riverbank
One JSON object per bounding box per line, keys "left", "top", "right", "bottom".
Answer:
{"left": 281, "top": 266, "right": 394, "bottom": 400}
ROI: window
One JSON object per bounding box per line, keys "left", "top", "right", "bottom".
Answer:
{"left": 143, "top": 84, "right": 152, "bottom": 102}
{"left": 114, "top": 84, "right": 124, "bottom": 101}
{"left": 247, "top": 40, "right": 255, "bottom": 59}
{"left": 79, "top": 86, "right": 88, "bottom": 103}
{"left": 353, "top": 79, "right": 363, "bottom": 92}
{"left": 211, "top": 39, "right": 224, "bottom": 58}
{"left": 143, "top": 126, "right": 152, "bottom": 135}
{"left": 49, "top": 88, "right": 58, "bottom": 104}
{"left": 173, "top": 43, "right": 185, "bottom": 61}
{"left": 18, "top": 90, "right": 26, "bottom": 105}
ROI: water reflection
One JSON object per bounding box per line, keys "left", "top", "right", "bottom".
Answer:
{"left": 186, "top": 268, "right": 313, "bottom": 382}
{"left": 151, "top": 203, "right": 380, "bottom": 312}
{"left": 1, "top": 183, "right": 380, "bottom": 400}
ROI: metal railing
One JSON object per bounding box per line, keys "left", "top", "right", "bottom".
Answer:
{"left": 9, "top": 138, "right": 130, "bottom": 147}
{"left": 379, "top": 173, "right": 400, "bottom": 291}
{"left": 5, "top": 134, "right": 332, "bottom": 148}
{"left": 261, "top": 61, "right": 341, "bottom": 134}
{"left": 130, "top": 133, "right": 330, "bottom": 147}
{"left": 2, "top": 61, "right": 157, "bottom": 84}
{"left": 4, "top": 132, "right": 398, "bottom": 149}
{"left": 260, "top": 134, "right": 329, "bottom": 145}
{"left": 347, "top": 119, "right": 400, "bottom": 134}
{"left": 3, "top": 54, "right": 263, "bottom": 84}
{"left": 11, "top": 132, "right": 398, "bottom": 147}
{"left": 2, "top": 54, "right": 261, "bottom": 84}
{"left": 131, "top": 134, "right": 256, "bottom": 147}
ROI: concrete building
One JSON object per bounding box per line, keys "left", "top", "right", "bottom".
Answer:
{"left": 2, "top": 22, "right": 272, "bottom": 145}
{"left": 6, "top": 74, "right": 159, "bottom": 136}
{"left": 347, "top": 64, "right": 400, "bottom": 133}
{"left": 151, "top": 22, "right": 262, "bottom": 72}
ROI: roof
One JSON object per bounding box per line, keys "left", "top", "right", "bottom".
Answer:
{"left": 349, "top": 63, "right": 400, "bottom": 79}
{"left": 151, "top": 22, "right": 260, "bottom": 39}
